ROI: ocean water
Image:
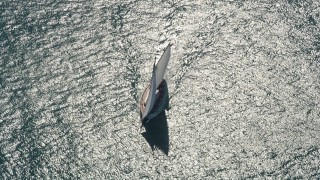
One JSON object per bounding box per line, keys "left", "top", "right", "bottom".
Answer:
{"left": 1, "top": 0, "right": 320, "bottom": 179}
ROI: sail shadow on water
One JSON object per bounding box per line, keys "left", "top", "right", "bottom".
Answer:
{"left": 139, "top": 44, "right": 172, "bottom": 155}
{"left": 141, "top": 110, "right": 169, "bottom": 155}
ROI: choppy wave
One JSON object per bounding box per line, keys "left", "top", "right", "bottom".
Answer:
{"left": 1, "top": 0, "right": 319, "bottom": 179}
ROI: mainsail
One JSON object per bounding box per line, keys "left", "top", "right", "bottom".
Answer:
{"left": 155, "top": 44, "right": 172, "bottom": 88}
{"left": 141, "top": 43, "right": 172, "bottom": 120}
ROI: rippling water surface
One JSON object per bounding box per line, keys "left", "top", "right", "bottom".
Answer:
{"left": 1, "top": 0, "right": 320, "bottom": 179}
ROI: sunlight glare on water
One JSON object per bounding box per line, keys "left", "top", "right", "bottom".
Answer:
{"left": 1, "top": 0, "right": 320, "bottom": 179}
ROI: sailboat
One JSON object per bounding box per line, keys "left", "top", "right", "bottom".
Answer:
{"left": 140, "top": 44, "right": 172, "bottom": 125}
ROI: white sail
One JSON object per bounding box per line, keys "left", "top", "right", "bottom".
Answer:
{"left": 155, "top": 44, "right": 172, "bottom": 88}
{"left": 140, "top": 43, "right": 172, "bottom": 120}
{"left": 141, "top": 63, "right": 157, "bottom": 120}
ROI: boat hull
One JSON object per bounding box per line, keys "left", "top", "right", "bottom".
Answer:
{"left": 140, "top": 80, "right": 169, "bottom": 122}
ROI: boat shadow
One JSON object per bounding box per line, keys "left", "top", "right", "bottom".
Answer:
{"left": 141, "top": 110, "right": 169, "bottom": 155}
